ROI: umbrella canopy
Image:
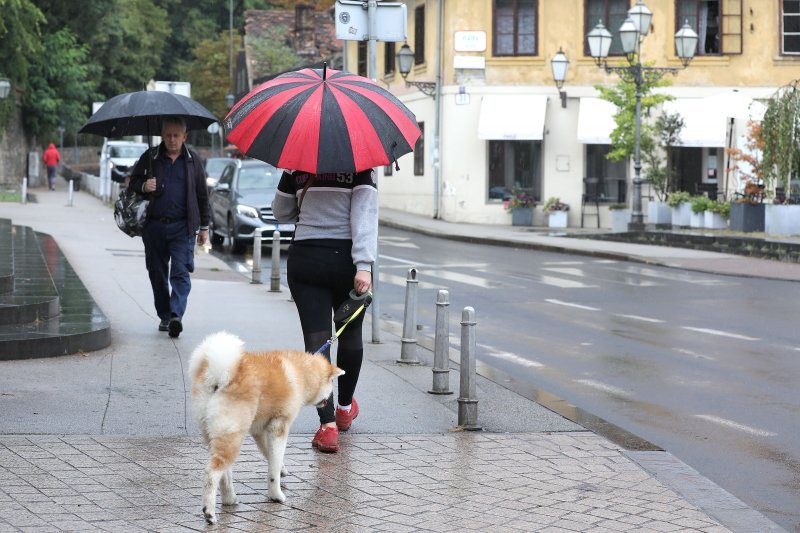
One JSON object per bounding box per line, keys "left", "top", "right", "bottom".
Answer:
{"left": 79, "top": 91, "right": 218, "bottom": 138}
{"left": 223, "top": 66, "right": 422, "bottom": 174}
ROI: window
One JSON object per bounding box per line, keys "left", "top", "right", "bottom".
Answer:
{"left": 414, "top": 122, "right": 425, "bottom": 175}
{"left": 585, "top": 145, "right": 627, "bottom": 202}
{"left": 493, "top": 0, "right": 538, "bottom": 56}
{"left": 487, "top": 140, "right": 542, "bottom": 202}
{"left": 783, "top": 0, "right": 800, "bottom": 54}
{"left": 384, "top": 42, "right": 396, "bottom": 75}
{"left": 357, "top": 41, "right": 367, "bottom": 77}
{"left": 414, "top": 5, "right": 425, "bottom": 65}
{"left": 384, "top": 164, "right": 393, "bottom": 176}
{"left": 676, "top": 0, "right": 721, "bottom": 55}
{"left": 585, "top": 0, "right": 629, "bottom": 57}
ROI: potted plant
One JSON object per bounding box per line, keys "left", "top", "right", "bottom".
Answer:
{"left": 504, "top": 189, "right": 536, "bottom": 226}
{"left": 608, "top": 203, "right": 631, "bottom": 232}
{"left": 543, "top": 197, "right": 569, "bottom": 228}
{"left": 705, "top": 199, "right": 729, "bottom": 229}
{"left": 644, "top": 111, "right": 685, "bottom": 226}
{"left": 727, "top": 120, "right": 767, "bottom": 232}
{"left": 668, "top": 191, "right": 692, "bottom": 227}
{"left": 689, "top": 195, "right": 710, "bottom": 228}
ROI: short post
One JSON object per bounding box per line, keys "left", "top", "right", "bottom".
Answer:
{"left": 67, "top": 180, "right": 74, "bottom": 207}
{"left": 21, "top": 178, "right": 27, "bottom": 205}
{"left": 269, "top": 230, "right": 281, "bottom": 292}
{"left": 457, "top": 306, "right": 482, "bottom": 430}
{"left": 251, "top": 231, "right": 262, "bottom": 284}
{"left": 429, "top": 290, "right": 452, "bottom": 394}
{"left": 397, "top": 268, "right": 420, "bottom": 364}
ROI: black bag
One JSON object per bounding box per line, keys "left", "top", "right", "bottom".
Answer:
{"left": 114, "top": 187, "right": 149, "bottom": 237}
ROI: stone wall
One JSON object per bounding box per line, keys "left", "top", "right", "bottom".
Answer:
{"left": 0, "top": 95, "right": 31, "bottom": 190}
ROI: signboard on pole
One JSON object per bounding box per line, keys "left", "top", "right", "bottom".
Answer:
{"left": 151, "top": 81, "right": 191, "bottom": 97}
{"left": 335, "top": 0, "right": 407, "bottom": 42}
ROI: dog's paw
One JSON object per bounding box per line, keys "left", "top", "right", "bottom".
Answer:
{"left": 202, "top": 505, "right": 217, "bottom": 525}
{"left": 268, "top": 488, "right": 286, "bottom": 503}
{"left": 221, "top": 494, "right": 239, "bottom": 506}
{"left": 280, "top": 464, "right": 288, "bottom": 477}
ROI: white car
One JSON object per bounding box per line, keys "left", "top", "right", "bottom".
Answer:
{"left": 99, "top": 140, "right": 148, "bottom": 185}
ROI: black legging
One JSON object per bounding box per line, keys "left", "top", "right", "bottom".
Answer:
{"left": 287, "top": 239, "right": 365, "bottom": 425}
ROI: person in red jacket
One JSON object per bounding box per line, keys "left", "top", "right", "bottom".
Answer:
{"left": 42, "top": 143, "right": 61, "bottom": 190}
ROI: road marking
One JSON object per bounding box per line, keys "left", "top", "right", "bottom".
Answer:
{"left": 573, "top": 379, "right": 631, "bottom": 397}
{"left": 545, "top": 299, "right": 600, "bottom": 311}
{"left": 482, "top": 350, "right": 544, "bottom": 369}
{"left": 673, "top": 348, "right": 716, "bottom": 361}
{"left": 613, "top": 265, "right": 729, "bottom": 285}
{"left": 543, "top": 261, "right": 585, "bottom": 265}
{"left": 425, "top": 269, "right": 509, "bottom": 289}
{"left": 378, "top": 239, "right": 420, "bottom": 249}
{"left": 681, "top": 326, "right": 760, "bottom": 341}
{"left": 543, "top": 267, "right": 586, "bottom": 277}
{"left": 378, "top": 272, "right": 441, "bottom": 290}
{"left": 537, "top": 275, "right": 598, "bottom": 288}
{"left": 694, "top": 414, "right": 777, "bottom": 437}
{"left": 615, "top": 314, "right": 665, "bottom": 323}
{"left": 544, "top": 267, "right": 659, "bottom": 287}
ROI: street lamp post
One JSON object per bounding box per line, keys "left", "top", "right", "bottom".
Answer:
{"left": 586, "top": 0, "right": 698, "bottom": 230}
{"left": 395, "top": 44, "right": 436, "bottom": 98}
{"left": 550, "top": 48, "right": 569, "bottom": 108}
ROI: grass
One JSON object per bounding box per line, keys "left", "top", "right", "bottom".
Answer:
{"left": 0, "top": 191, "right": 22, "bottom": 202}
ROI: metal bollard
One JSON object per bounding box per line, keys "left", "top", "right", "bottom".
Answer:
{"left": 397, "top": 268, "right": 420, "bottom": 364}
{"left": 21, "top": 178, "right": 27, "bottom": 205}
{"left": 429, "top": 290, "right": 452, "bottom": 394}
{"left": 270, "top": 230, "right": 281, "bottom": 292}
{"left": 67, "top": 180, "right": 74, "bottom": 207}
{"left": 251, "top": 231, "right": 263, "bottom": 284}
{"left": 457, "top": 306, "right": 482, "bottom": 430}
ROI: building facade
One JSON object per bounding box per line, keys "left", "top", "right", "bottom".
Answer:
{"left": 342, "top": 0, "right": 800, "bottom": 227}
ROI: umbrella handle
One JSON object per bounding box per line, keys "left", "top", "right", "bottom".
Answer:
{"left": 391, "top": 142, "right": 400, "bottom": 171}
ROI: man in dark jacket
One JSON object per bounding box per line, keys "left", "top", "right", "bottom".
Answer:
{"left": 129, "top": 116, "right": 210, "bottom": 338}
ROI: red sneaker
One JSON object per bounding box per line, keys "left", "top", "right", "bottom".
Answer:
{"left": 311, "top": 425, "right": 338, "bottom": 453}
{"left": 335, "top": 398, "right": 359, "bottom": 431}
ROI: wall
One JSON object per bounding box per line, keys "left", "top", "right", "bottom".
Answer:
{"left": 0, "top": 95, "right": 31, "bottom": 190}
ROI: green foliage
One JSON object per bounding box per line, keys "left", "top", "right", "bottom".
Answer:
{"left": 23, "top": 29, "right": 98, "bottom": 140}
{"left": 642, "top": 112, "right": 684, "bottom": 201}
{"left": 503, "top": 188, "right": 536, "bottom": 212}
{"left": 709, "top": 200, "right": 730, "bottom": 219}
{"left": 690, "top": 195, "right": 711, "bottom": 214}
{"left": 0, "top": 0, "right": 45, "bottom": 124}
{"left": 759, "top": 80, "right": 800, "bottom": 191}
{"left": 607, "top": 203, "right": 628, "bottom": 210}
{"left": 667, "top": 190, "right": 691, "bottom": 207}
{"left": 247, "top": 25, "right": 303, "bottom": 79}
{"left": 543, "top": 197, "right": 569, "bottom": 214}
{"left": 186, "top": 32, "right": 234, "bottom": 122}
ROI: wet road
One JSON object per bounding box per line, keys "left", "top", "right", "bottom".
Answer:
{"left": 212, "top": 228, "right": 800, "bottom": 531}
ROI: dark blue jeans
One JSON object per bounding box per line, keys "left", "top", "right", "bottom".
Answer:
{"left": 142, "top": 220, "right": 195, "bottom": 321}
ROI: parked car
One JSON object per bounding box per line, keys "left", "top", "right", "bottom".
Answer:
{"left": 204, "top": 156, "right": 235, "bottom": 191}
{"left": 99, "top": 140, "right": 148, "bottom": 185}
{"left": 209, "top": 159, "right": 295, "bottom": 254}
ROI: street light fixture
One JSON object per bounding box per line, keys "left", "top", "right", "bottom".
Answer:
{"left": 550, "top": 48, "right": 569, "bottom": 108}
{"left": 396, "top": 43, "right": 436, "bottom": 99}
{"left": 0, "top": 78, "right": 11, "bottom": 100}
{"left": 225, "top": 93, "right": 235, "bottom": 110}
{"left": 587, "top": 0, "right": 698, "bottom": 230}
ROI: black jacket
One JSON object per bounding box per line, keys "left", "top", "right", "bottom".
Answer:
{"left": 129, "top": 143, "right": 210, "bottom": 236}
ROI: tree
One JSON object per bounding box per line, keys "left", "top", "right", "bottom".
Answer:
{"left": 23, "top": 28, "right": 99, "bottom": 140}
{"left": 641, "top": 112, "right": 684, "bottom": 201}
{"left": 247, "top": 25, "right": 303, "bottom": 79}
{"left": 0, "top": 0, "right": 45, "bottom": 125}
{"left": 759, "top": 79, "right": 800, "bottom": 195}
{"left": 185, "top": 32, "right": 235, "bottom": 121}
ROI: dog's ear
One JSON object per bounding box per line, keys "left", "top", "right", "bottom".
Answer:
{"left": 330, "top": 366, "right": 345, "bottom": 379}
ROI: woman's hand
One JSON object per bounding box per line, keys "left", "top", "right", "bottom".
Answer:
{"left": 354, "top": 270, "right": 372, "bottom": 295}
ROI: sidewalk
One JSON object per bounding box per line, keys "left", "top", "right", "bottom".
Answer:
{"left": 0, "top": 188, "right": 786, "bottom": 532}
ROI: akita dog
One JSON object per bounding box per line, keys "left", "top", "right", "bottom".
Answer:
{"left": 189, "top": 331, "right": 343, "bottom": 524}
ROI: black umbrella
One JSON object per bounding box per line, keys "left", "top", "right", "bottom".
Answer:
{"left": 79, "top": 90, "right": 218, "bottom": 138}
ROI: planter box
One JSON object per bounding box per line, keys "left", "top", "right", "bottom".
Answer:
{"left": 511, "top": 207, "right": 533, "bottom": 226}
{"left": 671, "top": 203, "right": 691, "bottom": 227}
{"left": 690, "top": 211, "right": 705, "bottom": 228}
{"left": 729, "top": 202, "right": 765, "bottom": 232}
{"left": 704, "top": 211, "right": 728, "bottom": 229}
{"left": 547, "top": 210, "right": 568, "bottom": 228}
{"left": 611, "top": 209, "right": 631, "bottom": 232}
{"left": 765, "top": 204, "right": 800, "bottom": 236}
{"left": 647, "top": 201, "right": 672, "bottom": 226}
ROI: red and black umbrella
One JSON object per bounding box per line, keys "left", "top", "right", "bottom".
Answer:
{"left": 223, "top": 66, "right": 422, "bottom": 174}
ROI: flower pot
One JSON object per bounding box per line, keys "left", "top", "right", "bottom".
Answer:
{"left": 647, "top": 201, "right": 672, "bottom": 226}
{"left": 704, "top": 211, "right": 728, "bottom": 229}
{"left": 729, "top": 202, "right": 764, "bottom": 232}
{"left": 765, "top": 204, "right": 800, "bottom": 236}
{"left": 690, "top": 211, "right": 705, "bottom": 228}
{"left": 511, "top": 207, "right": 533, "bottom": 226}
{"left": 548, "top": 210, "right": 568, "bottom": 228}
{"left": 611, "top": 209, "right": 631, "bottom": 232}
{"left": 671, "top": 203, "right": 691, "bottom": 227}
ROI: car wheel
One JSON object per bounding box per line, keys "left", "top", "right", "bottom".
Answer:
{"left": 209, "top": 217, "right": 224, "bottom": 246}
{"left": 227, "top": 216, "right": 247, "bottom": 255}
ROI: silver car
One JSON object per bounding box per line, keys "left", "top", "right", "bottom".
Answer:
{"left": 209, "top": 160, "right": 295, "bottom": 254}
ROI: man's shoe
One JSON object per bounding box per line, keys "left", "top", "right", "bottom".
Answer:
{"left": 168, "top": 317, "right": 182, "bottom": 338}
{"left": 158, "top": 319, "right": 169, "bottom": 332}
{"left": 335, "top": 398, "right": 359, "bottom": 431}
{"left": 311, "top": 425, "right": 338, "bottom": 453}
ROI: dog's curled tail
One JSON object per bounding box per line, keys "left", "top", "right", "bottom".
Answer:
{"left": 188, "top": 331, "right": 245, "bottom": 392}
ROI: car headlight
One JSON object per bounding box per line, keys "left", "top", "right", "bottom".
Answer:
{"left": 236, "top": 204, "right": 259, "bottom": 218}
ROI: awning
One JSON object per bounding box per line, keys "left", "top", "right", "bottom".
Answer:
{"left": 662, "top": 93, "right": 765, "bottom": 148}
{"left": 577, "top": 97, "right": 617, "bottom": 144}
{"left": 477, "top": 95, "right": 548, "bottom": 140}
